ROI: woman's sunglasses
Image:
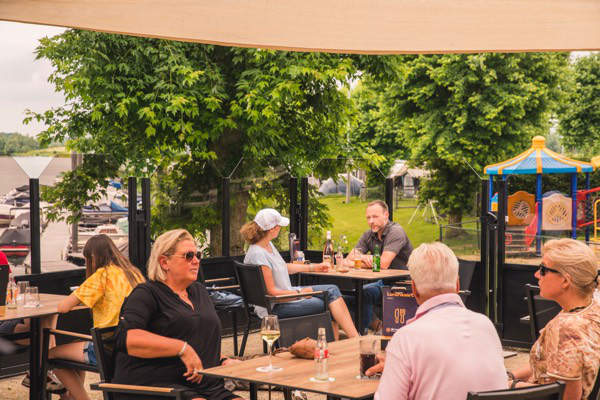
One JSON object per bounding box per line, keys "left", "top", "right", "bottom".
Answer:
{"left": 173, "top": 251, "right": 202, "bottom": 262}
{"left": 538, "top": 263, "right": 560, "bottom": 276}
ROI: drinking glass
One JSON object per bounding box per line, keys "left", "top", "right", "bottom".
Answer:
{"left": 17, "top": 281, "right": 29, "bottom": 306}
{"left": 359, "top": 336, "right": 380, "bottom": 379}
{"left": 257, "top": 315, "right": 282, "bottom": 372}
{"left": 352, "top": 249, "right": 363, "bottom": 269}
{"left": 322, "top": 255, "right": 333, "bottom": 272}
{"left": 24, "top": 286, "right": 40, "bottom": 308}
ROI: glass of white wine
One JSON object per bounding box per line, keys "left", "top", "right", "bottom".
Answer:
{"left": 257, "top": 315, "right": 282, "bottom": 372}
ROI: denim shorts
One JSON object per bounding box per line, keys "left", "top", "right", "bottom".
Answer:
{"left": 83, "top": 341, "right": 97, "bottom": 366}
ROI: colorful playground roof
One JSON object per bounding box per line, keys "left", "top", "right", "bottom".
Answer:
{"left": 484, "top": 136, "right": 595, "bottom": 175}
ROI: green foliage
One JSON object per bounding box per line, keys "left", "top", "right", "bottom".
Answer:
{"left": 0, "top": 132, "right": 40, "bottom": 155}
{"left": 559, "top": 54, "right": 600, "bottom": 157}
{"left": 379, "top": 53, "right": 569, "bottom": 222}
{"left": 27, "top": 30, "right": 391, "bottom": 252}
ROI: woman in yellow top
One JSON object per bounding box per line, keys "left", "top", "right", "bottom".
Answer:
{"left": 50, "top": 234, "right": 145, "bottom": 400}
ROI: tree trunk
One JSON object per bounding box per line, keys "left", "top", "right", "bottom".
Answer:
{"left": 445, "top": 212, "right": 463, "bottom": 239}
{"left": 209, "top": 188, "right": 249, "bottom": 256}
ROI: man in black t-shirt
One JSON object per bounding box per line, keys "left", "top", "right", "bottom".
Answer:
{"left": 348, "top": 200, "right": 413, "bottom": 332}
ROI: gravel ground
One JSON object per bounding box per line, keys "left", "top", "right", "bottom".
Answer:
{"left": 0, "top": 332, "right": 530, "bottom": 400}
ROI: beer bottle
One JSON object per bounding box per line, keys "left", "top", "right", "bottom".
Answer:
{"left": 373, "top": 245, "right": 381, "bottom": 272}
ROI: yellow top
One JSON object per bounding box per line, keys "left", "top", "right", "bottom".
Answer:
{"left": 74, "top": 264, "right": 136, "bottom": 328}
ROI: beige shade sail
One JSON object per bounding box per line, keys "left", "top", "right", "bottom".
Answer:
{"left": 0, "top": 0, "right": 599, "bottom": 54}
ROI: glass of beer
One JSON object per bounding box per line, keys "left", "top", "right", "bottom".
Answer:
{"left": 359, "top": 336, "right": 380, "bottom": 379}
{"left": 352, "top": 249, "right": 363, "bottom": 269}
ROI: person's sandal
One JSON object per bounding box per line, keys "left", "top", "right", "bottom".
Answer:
{"left": 21, "top": 371, "right": 66, "bottom": 394}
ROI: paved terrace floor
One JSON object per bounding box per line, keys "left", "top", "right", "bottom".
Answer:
{"left": 0, "top": 330, "right": 529, "bottom": 400}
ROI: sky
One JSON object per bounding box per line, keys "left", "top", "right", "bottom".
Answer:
{"left": 0, "top": 22, "right": 66, "bottom": 137}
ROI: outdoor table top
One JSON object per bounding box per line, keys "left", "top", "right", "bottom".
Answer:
{"left": 299, "top": 268, "right": 410, "bottom": 281}
{"left": 202, "top": 336, "right": 380, "bottom": 399}
{"left": 0, "top": 293, "right": 77, "bottom": 321}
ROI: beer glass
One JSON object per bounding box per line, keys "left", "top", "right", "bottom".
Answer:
{"left": 359, "top": 336, "right": 380, "bottom": 379}
{"left": 352, "top": 249, "right": 363, "bottom": 269}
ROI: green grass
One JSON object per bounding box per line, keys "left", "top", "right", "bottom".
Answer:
{"left": 313, "top": 194, "right": 481, "bottom": 257}
{"left": 15, "top": 146, "right": 70, "bottom": 157}
{"left": 313, "top": 195, "right": 441, "bottom": 250}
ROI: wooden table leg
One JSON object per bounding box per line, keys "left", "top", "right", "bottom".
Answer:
{"left": 29, "top": 317, "right": 41, "bottom": 400}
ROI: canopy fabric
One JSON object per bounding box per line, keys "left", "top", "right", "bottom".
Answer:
{"left": 0, "top": 0, "right": 599, "bottom": 54}
{"left": 484, "top": 136, "right": 595, "bottom": 176}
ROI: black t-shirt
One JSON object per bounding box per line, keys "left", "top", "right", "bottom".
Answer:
{"left": 112, "top": 281, "right": 234, "bottom": 400}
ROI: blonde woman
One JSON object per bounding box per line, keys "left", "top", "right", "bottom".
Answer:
{"left": 112, "top": 229, "right": 242, "bottom": 400}
{"left": 509, "top": 239, "right": 600, "bottom": 400}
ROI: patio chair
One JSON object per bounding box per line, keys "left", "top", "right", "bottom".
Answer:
{"left": 90, "top": 326, "right": 184, "bottom": 400}
{"left": 466, "top": 382, "right": 564, "bottom": 399}
{"left": 524, "top": 284, "right": 561, "bottom": 343}
{"left": 198, "top": 265, "right": 249, "bottom": 356}
{"left": 233, "top": 260, "right": 328, "bottom": 353}
{"left": 458, "top": 260, "right": 476, "bottom": 302}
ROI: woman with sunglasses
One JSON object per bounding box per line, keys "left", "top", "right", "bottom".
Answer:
{"left": 50, "top": 234, "right": 145, "bottom": 400}
{"left": 112, "top": 229, "right": 243, "bottom": 400}
{"left": 508, "top": 238, "right": 600, "bottom": 400}
{"left": 241, "top": 208, "right": 360, "bottom": 339}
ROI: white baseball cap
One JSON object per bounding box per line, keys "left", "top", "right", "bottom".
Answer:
{"left": 254, "top": 208, "right": 290, "bottom": 231}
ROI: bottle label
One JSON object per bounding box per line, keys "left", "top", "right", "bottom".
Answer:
{"left": 314, "top": 349, "right": 329, "bottom": 359}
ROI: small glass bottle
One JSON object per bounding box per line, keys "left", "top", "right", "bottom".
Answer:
{"left": 7, "top": 274, "right": 17, "bottom": 309}
{"left": 314, "top": 327, "right": 329, "bottom": 381}
{"left": 372, "top": 245, "right": 381, "bottom": 272}
{"left": 335, "top": 246, "right": 344, "bottom": 269}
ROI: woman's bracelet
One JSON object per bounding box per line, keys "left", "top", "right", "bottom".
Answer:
{"left": 177, "top": 341, "right": 188, "bottom": 357}
{"left": 510, "top": 378, "right": 522, "bottom": 389}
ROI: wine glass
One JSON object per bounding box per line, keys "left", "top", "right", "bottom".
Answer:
{"left": 257, "top": 315, "right": 282, "bottom": 372}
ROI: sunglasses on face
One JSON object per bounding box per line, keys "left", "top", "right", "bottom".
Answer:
{"left": 538, "top": 263, "right": 560, "bottom": 276}
{"left": 172, "top": 251, "right": 202, "bottom": 262}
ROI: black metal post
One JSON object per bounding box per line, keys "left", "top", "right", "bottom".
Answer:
{"left": 128, "top": 177, "right": 138, "bottom": 268}
{"left": 141, "top": 178, "right": 151, "bottom": 271}
{"left": 289, "top": 177, "right": 298, "bottom": 237}
{"left": 300, "top": 177, "right": 309, "bottom": 251}
{"left": 221, "top": 177, "right": 230, "bottom": 257}
{"left": 385, "top": 178, "right": 394, "bottom": 221}
{"left": 495, "top": 178, "right": 507, "bottom": 331}
{"left": 480, "top": 179, "right": 490, "bottom": 316}
{"left": 29, "top": 178, "right": 41, "bottom": 274}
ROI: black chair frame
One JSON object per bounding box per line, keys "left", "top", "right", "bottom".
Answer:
{"left": 90, "top": 326, "right": 184, "bottom": 400}
{"left": 198, "top": 266, "right": 249, "bottom": 356}
{"left": 467, "top": 381, "right": 565, "bottom": 399}
{"left": 40, "top": 328, "right": 98, "bottom": 399}
{"left": 524, "top": 284, "right": 561, "bottom": 343}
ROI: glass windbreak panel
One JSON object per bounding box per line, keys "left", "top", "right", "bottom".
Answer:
{"left": 230, "top": 158, "right": 291, "bottom": 258}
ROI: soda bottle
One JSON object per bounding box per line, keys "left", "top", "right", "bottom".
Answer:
{"left": 372, "top": 245, "right": 381, "bottom": 272}
{"left": 7, "top": 274, "right": 17, "bottom": 309}
{"left": 314, "top": 327, "right": 329, "bottom": 381}
{"left": 322, "top": 231, "right": 334, "bottom": 271}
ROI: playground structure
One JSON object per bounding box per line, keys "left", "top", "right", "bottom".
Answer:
{"left": 484, "top": 136, "right": 597, "bottom": 255}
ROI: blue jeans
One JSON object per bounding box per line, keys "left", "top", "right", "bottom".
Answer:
{"left": 344, "top": 280, "right": 383, "bottom": 334}
{"left": 272, "top": 284, "right": 341, "bottom": 319}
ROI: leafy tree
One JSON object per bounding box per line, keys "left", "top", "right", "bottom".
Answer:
{"left": 0, "top": 132, "right": 40, "bottom": 155}
{"left": 27, "top": 30, "right": 386, "bottom": 254}
{"left": 379, "top": 53, "right": 568, "bottom": 228}
{"left": 559, "top": 53, "right": 600, "bottom": 157}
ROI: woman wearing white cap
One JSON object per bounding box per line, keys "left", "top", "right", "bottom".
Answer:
{"left": 241, "top": 208, "right": 359, "bottom": 338}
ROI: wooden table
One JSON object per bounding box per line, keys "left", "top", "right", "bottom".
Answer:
{"left": 203, "top": 337, "right": 378, "bottom": 400}
{"left": 0, "top": 293, "right": 75, "bottom": 400}
{"left": 299, "top": 269, "right": 410, "bottom": 333}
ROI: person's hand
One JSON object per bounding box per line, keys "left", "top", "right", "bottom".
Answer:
{"left": 362, "top": 255, "right": 373, "bottom": 269}
{"left": 313, "top": 263, "right": 329, "bottom": 272}
{"left": 180, "top": 343, "right": 204, "bottom": 383}
{"left": 300, "top": 287, "right": 314, "bottom": 294}
{"left": 365, "top": 352, "right": 386, "bottom": 377}
{"left": 221, "top": 358, "right": 241, "bottom": 366}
